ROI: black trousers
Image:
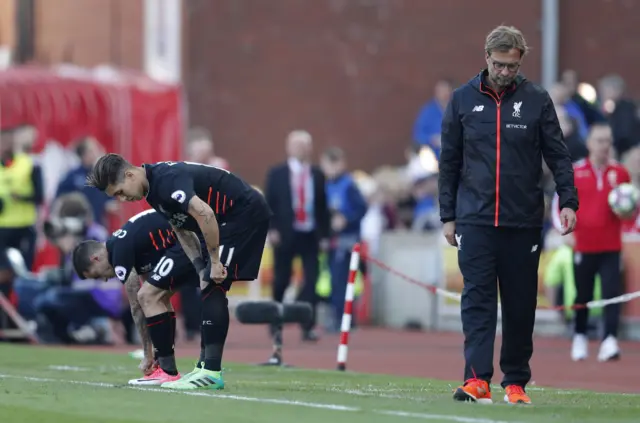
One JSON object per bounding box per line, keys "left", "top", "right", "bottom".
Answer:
{"left": 272, "top": 231, "right": 320, "bottom": 330}
{"left": 457, "top": 224, "right": 542, "bottom": 388}
{"left": 573, "top": 251, "right": 621, "bottom": 338}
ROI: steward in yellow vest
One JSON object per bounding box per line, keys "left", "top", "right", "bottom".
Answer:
{"left": 0, "top": 128, "right": 44, "bottom": 275}
{"left": 0, "top": 153, "right": 40, "bottom": 228}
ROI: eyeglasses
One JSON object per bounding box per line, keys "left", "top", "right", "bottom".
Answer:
{"left": 490, "top": 59, "right": 520, "bottom": 72}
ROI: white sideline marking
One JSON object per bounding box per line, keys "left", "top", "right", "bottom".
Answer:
{"left": 0, "top": 373, "right": 517, "bottom": 423}
{"left": 380, "top": 410, "right": 512, "bottom": 423}
{"left": 48, "top": 365, "right": 90, "bottom": 372}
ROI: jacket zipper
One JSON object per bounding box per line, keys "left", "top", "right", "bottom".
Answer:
{"left": 494, "top": 101, "right": 501, "bottom": 227}
{"left": 479, "top": 84, "right": 505, "bottom": 227}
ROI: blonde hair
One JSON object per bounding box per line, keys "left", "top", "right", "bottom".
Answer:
{"left": 485, "top": 25, "right": 529, "bottom": 57}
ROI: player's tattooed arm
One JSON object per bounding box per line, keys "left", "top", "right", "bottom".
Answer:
{"left": 187, "top": 195, "right": 220, "bottom": 264}
{"left": 172, "top": 226, "right": 203, "bottom": 263}
{"left": 124, "top": 269, "right": 152, "bottom": 359}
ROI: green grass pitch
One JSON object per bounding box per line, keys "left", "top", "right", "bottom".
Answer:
{"left": 0, "top": 344, "right": 638, "bottom": 423}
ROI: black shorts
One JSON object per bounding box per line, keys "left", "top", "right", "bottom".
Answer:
{"left": 203, "top": 218, "right": 269, "bottom": 291}
{"left": 146, "top": 244, "right": 200, "bottom": 292}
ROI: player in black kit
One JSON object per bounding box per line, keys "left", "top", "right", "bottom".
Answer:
{"left": 86, "top": 154, "right": 271, "bottom": 391}
{"left": 72, "top": 208, "right": 200, "bottom": 386}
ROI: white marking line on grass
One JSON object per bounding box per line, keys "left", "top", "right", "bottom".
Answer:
{"left": 0, "top": 374, "right": 517, "bottom": 423}
{"left": 380, "top": 410, "right": 512, "bottom": 423}
{"left": 48, "top": 365, "right": 90, "bottom": 372}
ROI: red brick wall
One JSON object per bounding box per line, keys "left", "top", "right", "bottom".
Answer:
{"left": 559, "top": 0, "right": 640, "bottom": 92}
{"left": 30, "top": 0, "right": 640, "bottom": 184}
{"left": 184, "top": 0, "right": 545, "bottom": 184}
{"left": 33, "top": 0, "right": 142, "bottom": 69}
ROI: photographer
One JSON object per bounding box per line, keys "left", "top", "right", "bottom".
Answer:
{"left": 32, "top": 193, "right": 123, "bottom": 343}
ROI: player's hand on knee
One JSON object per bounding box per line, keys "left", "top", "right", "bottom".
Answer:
{"left": 210, "top": 261, "right": 228, "bottom": 283}
{"left": 443, "top": 221, "right": 457, "bottom": 247}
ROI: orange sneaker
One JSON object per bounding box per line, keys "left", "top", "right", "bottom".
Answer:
{"left": 453, "top": 378, "right": 492, "bottom": 404}
{"left": 504, "top": 385, "right": 532, "bottom": 404}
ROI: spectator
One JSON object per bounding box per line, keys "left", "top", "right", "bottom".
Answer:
{"left": 0, "top": 126, "right": 44, "bottom": 303}
{"left": 561, "top": 70, "right": 606, "bottom": 126}
{"left": 355, "top": 173, "right": 387, "bottom": 256}
{"left": 264, "top": 130, "right": 330, "bottom": 342}
{"left": 598, "top": 74, "right": 640, "bottom": 159}
{"left": 620, "top": 144, "right": 640, "bottom": 234}
{"left": 12, "top": 125, "right": 38, "bottom": 154}
{"left": 543, "top": 233, "right": 602, "bottom": 335}
{"left": 412, "top": 79, "right": 452, "bottom": 158}
{"left": 319, "top": 147, "right": 368, "bottom": 332}
{"left": 55, "top": 137, "right": 117, "bottom": 226}
{"left": 34, "top": 192, "right": 123, "bottom": 344}
{"left": 622, "top": 144, "right": 640, "bottom": 187}
{"left": 186, "top": 127, "right": 230, "bottom": 170}
{"left": 410, "top": 173, "right": 440, "bottom": 231}
{"left": 558, "top": 124, "right": 629, "bottom": 362}
{"left": 549, "top": 82, "right": 589, "bottom": 140}
{"left": 556, "top": 106, "right": 588, "bottom": 162}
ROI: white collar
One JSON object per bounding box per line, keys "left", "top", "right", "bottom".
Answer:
{"left": 288, "top": 158, "right": 308, "bottom": 173}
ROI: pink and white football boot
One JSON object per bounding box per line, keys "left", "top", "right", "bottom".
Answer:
{"left": 128, "top": 366, "right": 181, "bottom": 386}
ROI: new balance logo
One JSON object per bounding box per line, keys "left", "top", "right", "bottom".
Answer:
{"left": 472, "top": 105, "right": 484, "bottom": 112}
{"left": 531, "top": 244, "right": 538, "bottom": 253}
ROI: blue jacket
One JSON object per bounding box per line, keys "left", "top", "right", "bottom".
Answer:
{"left": 56, "top": 166, "right": 113, "bottom": 225}
{"left": 326, "top": 173, "right": 368, "bottom": 236}
{"left": 413, "top": 99, "right": 444, "bottom": 158}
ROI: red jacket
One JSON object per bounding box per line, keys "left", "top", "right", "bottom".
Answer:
{"left": 553, "top": 159, "right": 630, "bottom": 253}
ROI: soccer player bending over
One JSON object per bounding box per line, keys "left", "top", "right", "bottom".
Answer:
{"left": 86, "top": 154, "right": 272, "bottom": 390}
{"left": 73, "top": 209, "right": 201, "bottom": 385}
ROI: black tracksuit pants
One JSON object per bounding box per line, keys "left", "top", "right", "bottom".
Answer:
{"left": 573, "top": 251, "right": 622, "bottom": 338}
{"left": 456, "top": 224, "right": 542, "bottom": 388}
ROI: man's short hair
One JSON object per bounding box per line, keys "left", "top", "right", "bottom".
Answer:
{"left": 587, "top": 122, "right": 612, "bottom": 139}
{"left": 74, "top": 137, "right": 95, "bottom": 158}
{"left": 86, "top": 153, "right": 132, "bottom": 191}
{"left": 599, "top": 74, "right": 626, "bottom": 94}
{"left": 322, "top": 146, "right": 345, "bottom": 163}
{"left": 287, "top": 130, "right": 312, "bottom": 144}
{"left": 53, "top": 192, "right": 93, "bottom": 221}
{"left": 72, "top": 240, "right": 102, "bottom": 280}
{"left": 485, "top": 25, "right": 529, "bottom": 57}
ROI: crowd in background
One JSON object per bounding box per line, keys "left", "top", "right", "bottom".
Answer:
{"left": 1, "top": 67, "right": 639, "bottom": 346}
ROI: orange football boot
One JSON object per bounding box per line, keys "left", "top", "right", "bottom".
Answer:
{"left": 504, "top": 385, "right": 532, "bottom": 404}
{"left": 453, "top": 378, "right": 492, "bottom": 404}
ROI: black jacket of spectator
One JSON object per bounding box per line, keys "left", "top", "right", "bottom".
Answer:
{"left": 607, "top": 98, "right": 640, "bottom": 159}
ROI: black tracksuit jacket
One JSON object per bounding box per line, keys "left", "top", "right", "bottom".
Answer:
{"left": 438, "top": 70, "right": 579, "bottom": 228}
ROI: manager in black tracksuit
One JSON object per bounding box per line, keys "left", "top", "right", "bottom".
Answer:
{"left": 439, "top": 25, "right": 579, "bottom": 404}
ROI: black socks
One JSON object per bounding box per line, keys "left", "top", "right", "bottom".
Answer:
{"left": 200, "top": 286, "right": 229, "bottom": 372}
{"left": 146, "top": 312, "right": 177, "bottom": 376}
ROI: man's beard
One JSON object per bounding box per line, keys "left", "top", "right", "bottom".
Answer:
{"left": 491, "top": 74, "right": 514, "bottom": 90}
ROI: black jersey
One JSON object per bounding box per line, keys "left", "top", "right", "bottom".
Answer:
{"left": 143, "top": 161, "right": 271, "bottom": 234}
{"left": 106, "top": 208, "right": 178, "bottom": 283}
